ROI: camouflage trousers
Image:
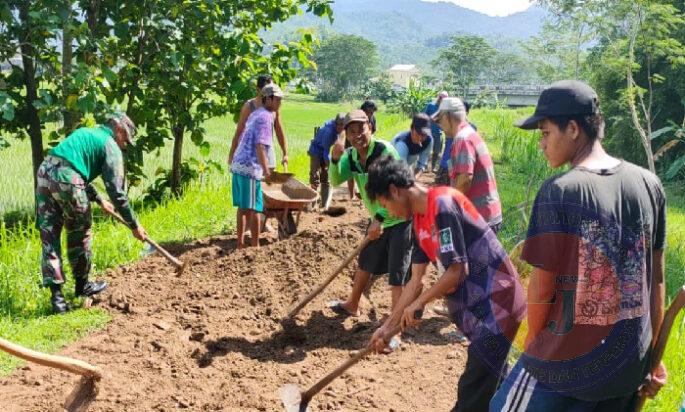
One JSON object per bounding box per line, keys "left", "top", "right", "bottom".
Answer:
{"left": 35, "top": 156, "right": 93, "bottom": 287}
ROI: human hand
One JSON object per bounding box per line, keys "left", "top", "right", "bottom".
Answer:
{"left": 368, "top": 325, "right": 391, "bottom": 354}
{"left": 331, "top": 139, "right": 345, "bottom": 162}
{"left": 281, "top": 154, "right": 289, "bottom": 167}
{"left": 367, "top": 220, "right": 382, "bottom": 241}
{"left": 639, "top": 361, "right": 667, "bottom": 399}
{"left": 132, "top": 226, "right": 148, "bottom": 241}
{"left": 100, "top": 199, "right": 115, "bottom": 216}
{"left": 401, "top": 301, "right": 424, "bottom": 330}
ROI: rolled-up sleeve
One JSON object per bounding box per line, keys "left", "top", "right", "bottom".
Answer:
{"left": 102, "top": 140, "right": 138, "bottom": 229}
{"left": 329, "top": 150, "right": 352, "bottom": 186}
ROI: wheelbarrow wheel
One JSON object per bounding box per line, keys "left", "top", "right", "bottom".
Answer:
{"left": 278, "top": 211, "right": 298, "bottom": 240}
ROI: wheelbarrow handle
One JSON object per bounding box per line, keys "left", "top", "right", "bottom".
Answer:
{"left": 286, "top": 237, "right": 371, "bottom": 319}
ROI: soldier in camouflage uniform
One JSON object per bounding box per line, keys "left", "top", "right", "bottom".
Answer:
{"left": 35, "top": 114, "right": 148, "bottom": 314}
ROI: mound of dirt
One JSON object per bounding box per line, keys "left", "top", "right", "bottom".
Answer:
{"left": 0, "top": 196, "right": 466, "bottom": 411}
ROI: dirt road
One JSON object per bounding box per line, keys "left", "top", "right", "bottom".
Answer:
{"left": 0, "top": 196, "right": 466, "bottom": 411}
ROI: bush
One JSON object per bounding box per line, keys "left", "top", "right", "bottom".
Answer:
{"left": 356, "top": 74, "right": 398, "bottom": 104}
{"left": 388, "top": 79, "right": 435, "bottom": 117}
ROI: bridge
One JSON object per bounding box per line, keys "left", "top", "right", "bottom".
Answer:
{"left": 465, "top": 85, "right": 547, "bottom": 107}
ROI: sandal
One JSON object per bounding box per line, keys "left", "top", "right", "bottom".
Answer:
{"left": 327, "top": 300, "right": 357, "bottom": 318}
{"left": 446, "top": 330, "right": 470, "bottom": 346}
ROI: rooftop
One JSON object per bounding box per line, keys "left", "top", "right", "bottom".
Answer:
{"left": 388, "top": 64, "right": 417, "bottom": 71}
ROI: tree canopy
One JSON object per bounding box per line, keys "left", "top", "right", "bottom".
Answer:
{"left": 313, "top": 34, "right": 379, "bottom": 102}
{"left": 0, "top": 0, "right": 333, "bottom": 195}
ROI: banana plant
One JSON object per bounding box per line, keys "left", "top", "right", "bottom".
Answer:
{"left": 652, "top": 108, "right": 685, "bottom": 181}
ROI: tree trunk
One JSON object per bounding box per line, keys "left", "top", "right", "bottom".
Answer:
{"left": 126, "top": 16, "right": 147, "bottom": 118}
{"left": 84, "top": 0, "right": 100, "bottom": 65}
{"left": 62, "top": 10, "right": 76, "bottom": 133}
{"left": 626, "top": 20, "right": 656, "bottom": 173}
{"left": 19, "top": 3, "right": 45, "bottom": 189}
{"left": 171, "top": 125, "right": 185, "bottom": 196}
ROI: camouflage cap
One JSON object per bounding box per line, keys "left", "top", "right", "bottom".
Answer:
{"left": 108, "top": 112, "right": 137, "bottom": 143}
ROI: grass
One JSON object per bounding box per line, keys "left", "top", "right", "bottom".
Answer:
{"left": 0, "top": 95, "right": 404, "bottom": 213}
{"left": 0, "top": 309, "right": 111, "bottom": 375}
{"left": 0, "top": 95, "right": 683, "bottom": 410}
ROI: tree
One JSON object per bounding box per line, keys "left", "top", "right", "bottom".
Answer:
{"left": 434, "top": 35, "right": 497, "bottom": 96}
{"left": 99, "top": 0, "right": 332, "bottom": 195}
{"left": 0, "top": 1, "right": 61, "bottom": 187}
{"left": 1, "top": 0, "right": 333, "bottom": 197}
{"left": 0, "top": 1, "right": 135, "bottom": 187}
{"left": 313, "top": 34, "right": 379, "bottom": 102}
{"left": 356, "top": 73, "right": 397, "bottom": 103}
{"left": 538, "top": 0, "right": 685, "bottom": 173}
{"left": 522, "top": 18, "right": 592, "bottom": 83}
{"left": 487, "top": 51, "right": 540, "bottom": 85}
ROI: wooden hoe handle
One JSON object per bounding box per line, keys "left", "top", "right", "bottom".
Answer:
{"left": 286, "top": 237, "right": 371, "bottom": 319}
{"left": 104, "top": 209, "right": 184, "bottom": 271}
{"left": 302, "top": 310, "right": 423, "bottom": 403}
{"left": 0, "top": 337, "right": 102, "bottom": 380}
{"left": 636, "top": 285, "right": 685, "bottom": 411}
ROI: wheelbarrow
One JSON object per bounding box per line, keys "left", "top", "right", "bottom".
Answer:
{"left": 262, "top": 172, "right": 318, "bottom": 240}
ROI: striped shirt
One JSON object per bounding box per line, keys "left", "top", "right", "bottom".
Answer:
{"left": 448, "top": 123, "right": 502, "bottom": 226}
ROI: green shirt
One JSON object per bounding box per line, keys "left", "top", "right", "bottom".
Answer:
{"left": 329, "top": 138, "right": 405, "bottom": 229}
{"left": 49, "top": 126, "right": 138, "bottom": 228}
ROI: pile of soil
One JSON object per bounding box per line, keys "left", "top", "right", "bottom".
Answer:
{"left": 0, "top": 195, "right": 466, "bottom": 411}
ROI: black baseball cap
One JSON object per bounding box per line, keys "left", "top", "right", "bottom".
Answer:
{"left": 516, "top": 80, "right": 599, "bottom": 130}
{"left": 411, "top": 113, "right": 432, "bottom": 138}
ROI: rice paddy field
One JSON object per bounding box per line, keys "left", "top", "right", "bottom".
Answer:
{"left": 0, "top": 94, "right": 683, "bottom": 410}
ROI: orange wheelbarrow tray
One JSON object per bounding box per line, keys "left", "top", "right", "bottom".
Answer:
{"left": 262, "top": 174, "right": 318, "bottom": 239}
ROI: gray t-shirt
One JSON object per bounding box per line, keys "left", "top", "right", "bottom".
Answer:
{"left": 520, "top": 161, "right": 666, "bottom": 400}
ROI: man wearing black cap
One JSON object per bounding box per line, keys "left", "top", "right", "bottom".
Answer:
{"left": 391, "top": 113, "right": 433, "bottom": 179}
{"left": 490, "top": 80, "right": 668, "bottom": 410}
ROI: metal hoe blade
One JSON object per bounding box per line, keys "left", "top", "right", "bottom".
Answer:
{"left": 279, "top": 384, "right": 310, "bottom": 412}
{"left": 141, "top": 242, "right": 156, "bottom": 257}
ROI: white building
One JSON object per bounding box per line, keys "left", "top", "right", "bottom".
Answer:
{"left": 388, "top": 64, "right": 420, "bottom": 89}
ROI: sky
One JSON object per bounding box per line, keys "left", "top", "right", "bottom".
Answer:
{"left": 422, "top": 0, "right": 534, "bottom": 17}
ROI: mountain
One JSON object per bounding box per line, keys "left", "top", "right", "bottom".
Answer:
{"left": 263, "top": 0, "right": 547, "bottom": 69}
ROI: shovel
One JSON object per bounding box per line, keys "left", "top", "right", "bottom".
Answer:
{"left": 635, "top": 284, "right": 685, "bottom": 411}
{"left": 102, "top": 208, "right": 187, "bottom": 275}
{"left": 279, "top": 310, "right": 422, "bottom": 412}
{"left": 284, "top": 237, "right": 370, "bottom": 321}
{"left": 0, "top": 337, "right": 101, "bottom": 411}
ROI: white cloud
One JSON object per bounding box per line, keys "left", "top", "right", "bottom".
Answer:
{"left": 422, "top": 0, "right": 534, "bottom": 17}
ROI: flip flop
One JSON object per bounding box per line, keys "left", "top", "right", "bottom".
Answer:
{"left": 327, "top": 300, "right": 356, "bottom": 318}
{"left": 446, "top": 330, "right": 470, "bottom": 346}
{"left": 381, "top": 336, "right": 401, "bottom": 354}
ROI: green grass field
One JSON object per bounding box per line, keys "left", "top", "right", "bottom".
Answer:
{"left": 0, "top": 95, "right": 683, "bottom": 410}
